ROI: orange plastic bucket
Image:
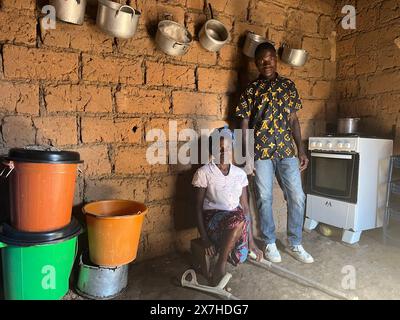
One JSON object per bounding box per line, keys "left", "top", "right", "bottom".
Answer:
{"left": 4, "top": 148, "right": 82, "bottom": 232}
{"left": 83, "top": 200, "right": 147, "bottom": 267}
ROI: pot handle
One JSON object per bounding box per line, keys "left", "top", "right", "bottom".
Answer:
{"left": 0, "top": 160, "right": 14, "bottom": 178}
{"left": 116, "top": 5, "right": 137, "bottom": 18}
{"left": 172, "top": 42, "right": 187, "bottom": 49}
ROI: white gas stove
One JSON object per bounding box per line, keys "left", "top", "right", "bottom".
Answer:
{"left": 304, "top": 135, "right": 393, "bottom": 244}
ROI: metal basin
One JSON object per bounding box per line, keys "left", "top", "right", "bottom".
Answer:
{"left": 199, "top": 19, "right": 229, "bottom": 52}
{"left": 243, "top": 31, "right": 274, "bottom": 58}
{"left": 76, "top": 253, "right": 128, "bottom": 300}
{"left": 280, "top": 44, "right": 308, "bottom": 67}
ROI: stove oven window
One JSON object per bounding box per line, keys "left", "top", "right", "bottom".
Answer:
{"left": 307, "top": 152, "right": 359, "bottom": 203}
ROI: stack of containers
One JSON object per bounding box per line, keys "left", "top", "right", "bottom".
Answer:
{"left": 77, "top": 200, "right": 147, "bottom": 299}
{"left": 0, "top": 148, "right": 83, "bottom": 300}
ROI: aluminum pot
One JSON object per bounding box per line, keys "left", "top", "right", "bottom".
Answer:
{"left": 243, "top": 31, "right": 274, "bottom": 58}
{"left": 50, "top": 0, "right": 87, "bottom": 25}
{"left": 96, "top": 0, "right": 140, "bottom": 39}
{"left": 156, "top": 20, "right": 193, "bottom": 56}
{"left": 280, "top": 43, "right": 308, "bottom": 67}
{"left": 337, "top": 118, "right": 360, "bottom": 134}
{"left": 199, "top": 19, "right": 229, "bottom": 52}
{"left": 76, "top": 254, "right": 128, "bottom": 300}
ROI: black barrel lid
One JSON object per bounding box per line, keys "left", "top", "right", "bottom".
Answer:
{"left": 0, "top": 218, "right": 84, "bottom": 247}
{"left": 6, "top": 148, "right": 83, "bottom": 164}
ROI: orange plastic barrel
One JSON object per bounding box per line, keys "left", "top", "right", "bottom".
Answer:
{"left": 83, "top": 200, "right": 147, "bottom": 267}
{"left": 4, "top": 148, "right": 82, "bottom": 232}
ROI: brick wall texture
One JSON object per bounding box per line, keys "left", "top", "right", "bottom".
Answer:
{"left": 336, "top": 0, "right": 400, "bottom": 150}
{"left": 0, "top": 0, "right": 341, "bottom": 260}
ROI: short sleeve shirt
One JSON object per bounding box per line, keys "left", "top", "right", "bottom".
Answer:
{"left": 192, "top": 162, "right": 248, "bottom": 211}
{"left": 235, "top": 74, "right": 302, "bottom": 161}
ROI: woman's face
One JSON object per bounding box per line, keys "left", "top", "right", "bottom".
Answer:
{"left": 217, "top": 137, "right": 232, "bottom": 164}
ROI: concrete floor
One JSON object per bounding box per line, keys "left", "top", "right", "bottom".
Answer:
{"left": 65, "top": 226, "right": 400, "bottom": 300}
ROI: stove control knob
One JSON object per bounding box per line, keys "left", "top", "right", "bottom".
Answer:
{"left": 327, "top": 142, "right": 333, "bottom": 148}
{"left": 337, "top": 142, "right": 343, "bottom": 148}
{"left": 317, "top": 142, "right": 323, "bottom": 148}
{"left": 310, "top": 142, "right": 317, "bottom": 148}
{"left": 344, "top": 143, "right": 351, "bottom": 149}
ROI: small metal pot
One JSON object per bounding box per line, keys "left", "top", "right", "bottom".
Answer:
{"left": 76, "top": 254, "right": 128, "bottom": 300}
{"left": 280, "top": 43, "right": 308, "bottom": 67}
{"left": 199, "top": 19, "right": 229, "bottom": 52}
{"left": 50, "top": 0, "right": 87, "bottom": 25}
{"left": 96, "top": 0, "right": 140, "bottom": 39}
{"left": 243, "top": 31, "right": 275, "bottom": 58}
{"left": 156, "top": 20, "right": 193, "bottom": 56}
{"left": 337, "top": 118, "right": 360, "bottom": 134}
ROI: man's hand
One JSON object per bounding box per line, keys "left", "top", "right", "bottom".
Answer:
{"left": 299, "top": 152, "right": 309, "bottom": 172}
{"left": 244, "top": 160, "right": 256, "bottom": 176}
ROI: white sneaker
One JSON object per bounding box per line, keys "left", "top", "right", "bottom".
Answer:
{"left": 287, "top": 245, "right": 314, "bottom": 264}
{"left": 264, "top": 243, "right": 282, "bottom": 263}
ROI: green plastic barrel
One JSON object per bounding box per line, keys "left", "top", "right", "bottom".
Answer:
{"left": 0, "top": 236, "right": 77, "bottom": 300}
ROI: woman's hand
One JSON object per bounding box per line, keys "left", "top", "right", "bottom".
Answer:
{"left": 249, "top": 241, "right": 263, "bottom": 262}
{"left": 202, "top": 238, "right": 216, "bottom": 256}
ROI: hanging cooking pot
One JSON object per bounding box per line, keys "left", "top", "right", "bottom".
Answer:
{"left": 337, "top": 118, "right": 361, "bottom": 135}
{"left": 280, "top": 43, "right": 308, "bottom": 67}
{"left": 156, "top": 17, "right": 193, "bottom": 56}
{"left": 199, "top": 3, "right": 229, "bottom": 52}
{"left": 50, "top": 0, "right": 87, "bottom": 25}
{"left": 243, "top": 31, "right": 274, "bottom": 58}
{"left": 96, "top": 0, "right": 141, "bottom": 39}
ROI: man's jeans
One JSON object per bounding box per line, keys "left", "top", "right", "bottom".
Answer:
{"left": 254, "top": 157, "right": 306, "bottom": 246}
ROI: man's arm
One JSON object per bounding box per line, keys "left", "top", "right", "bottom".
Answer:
{"left": 289, "top": 112, "right": 309, "bottom": 172}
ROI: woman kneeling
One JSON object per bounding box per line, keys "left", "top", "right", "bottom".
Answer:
{"left": 192, "top": 130, "right": 262, "bottom": 286}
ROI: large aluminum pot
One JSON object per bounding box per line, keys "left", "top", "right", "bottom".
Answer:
{"left": 96, "top": 0, "right": 140, "bottom": 39}
{"left": 76, "top": 254, "right": 128, "bottom": 300}
{"left": 50, "top": 0, "right": 87, "bottom": 25}
{"left": 156, "top": 20, "right": 193, "bottom": 56}
{"left": 243, "top": 31, "right": 273, "bottom": 58}
{"left": 280, "top": 43, "right": 308, "bottom": 67}
{"left": 337, "top": 118, "right": 360, "bottom": 134}
{"left": 199, "top": 19, "right": 229, "bottom": 52}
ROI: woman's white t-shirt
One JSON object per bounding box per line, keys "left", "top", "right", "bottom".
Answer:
{"left": 192, "top": 162, "right": 248, "bottom": 211}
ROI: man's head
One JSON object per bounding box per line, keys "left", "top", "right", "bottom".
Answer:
{"left": 254, "top": 42, "right": 277, "bottom": 79}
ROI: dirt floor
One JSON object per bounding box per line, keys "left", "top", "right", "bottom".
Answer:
{"left": 64, "top": 226, "right": 400, "bottom": 300}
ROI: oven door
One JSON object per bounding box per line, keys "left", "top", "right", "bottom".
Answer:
{"left": 306, "top": 151, "right": 359, "bottom": 204}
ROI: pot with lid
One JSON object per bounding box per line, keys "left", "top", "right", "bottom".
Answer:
{"left": 96, "top": 0, "right": 141, "bottom": 39}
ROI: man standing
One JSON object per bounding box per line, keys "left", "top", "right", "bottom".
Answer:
{"left": 236, "top": 42, "right": 314, "bottom": 264}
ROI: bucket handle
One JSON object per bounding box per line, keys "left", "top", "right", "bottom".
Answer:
{"left": 0, "top": 160, "right": 14, "bottom": 178}
{"left": 116, "top": 5, "right": 137, "bottom": 18}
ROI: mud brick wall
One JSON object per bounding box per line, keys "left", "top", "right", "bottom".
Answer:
{"left": 0, "top": 0, "right": 337, "bottom": 260}
{"left": 336, "top": 0, "right": 400, "bottom": 150}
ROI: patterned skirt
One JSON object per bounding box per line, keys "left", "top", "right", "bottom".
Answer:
{"left": 203, "top": 206, "right": 250, "bottom": 266}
